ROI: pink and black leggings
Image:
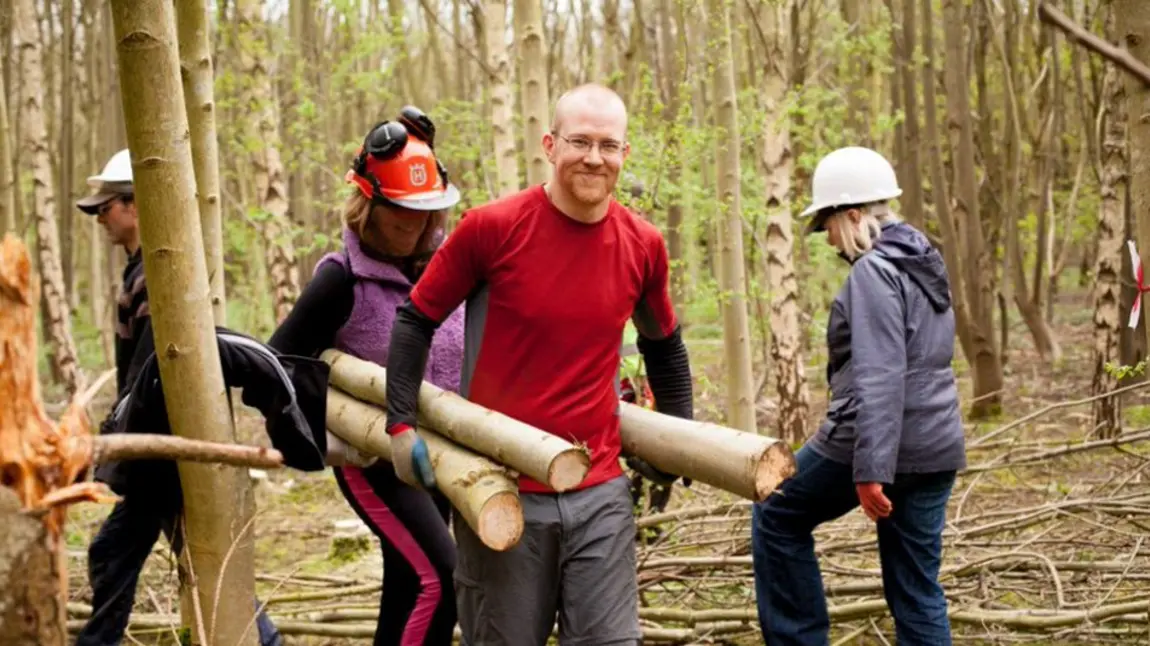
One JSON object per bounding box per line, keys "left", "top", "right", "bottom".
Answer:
{"left": 333, "top": 463, "right": 457, "bottom": 646}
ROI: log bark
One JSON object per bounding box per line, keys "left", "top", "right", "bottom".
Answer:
{"left": 322, "top": 349, "right": 591, "bottom": 492}
{"left": 109, "top": 2, "right": 259, "bottom": 643}
{"left": 618, "top": 402, "right": 795, "bottom": 502}
{"left": 326, "top": 388, "right": 523, "bottom": 551}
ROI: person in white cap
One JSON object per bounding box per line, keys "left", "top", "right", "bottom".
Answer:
{"left": 749, "top": 146, "right": 965, "bottom": 645}
{"left": 77, "top": 148, "right": 138, "bottom": 256}
{"left": 75, "top": 149, "right": 285, "bottom": 646}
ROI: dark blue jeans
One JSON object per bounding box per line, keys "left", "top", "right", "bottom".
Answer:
{"left": 74, "top": 494, "right": 283, "bottom": 646}
{"left": 751, "top": 445, "right": 955, "bottom": 646}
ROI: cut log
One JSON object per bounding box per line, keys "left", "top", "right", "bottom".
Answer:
{"left": 321, "top": 349, "right": 590, "bottom": 492}
{"left": 618, "top": 402, "right": 796, "bottom": 502}
{"left": 325, "top": 388, "right": 524, "bottom": 551}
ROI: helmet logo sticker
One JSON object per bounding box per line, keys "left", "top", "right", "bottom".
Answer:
{"left": 409, "top": 162, "right": 428, "bottom": 187}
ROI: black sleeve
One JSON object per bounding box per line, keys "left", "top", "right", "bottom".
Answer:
{"left": 267, "top": 261, "right": 354, "bottom": 357}
{"left": 385, "top": 298, "right": 441, "bottom": 431}
{"left": 122, "top": 315, "right": 156, "bottom": 400}
{"left": 638, "top": 324, "right": 694, "bottom": 420}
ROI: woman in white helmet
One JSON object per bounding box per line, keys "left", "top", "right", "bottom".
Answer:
{"left": 750, "top": 146, "right": 965, "bottom": 645}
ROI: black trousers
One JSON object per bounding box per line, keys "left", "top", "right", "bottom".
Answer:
{"left": 74, "top": 493, "right": 283, "bottom": 646}
{"left": 334, "top": 463, "right": 458, "bottom": 646}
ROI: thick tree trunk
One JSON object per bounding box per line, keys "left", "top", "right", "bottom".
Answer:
{"left": 1117, "top": 2, "right": 1150, "bottom": 354}
{"left": 761, "top": 0, "right": 808, "bottom": 445}
{"left": 14, "top": 0, "right": 81, "bottom": 397}
{"left": 177, "top": 0, "right": 227, "bottom": 325}
{"left": 897, "top": 0, "right": 924, "bottom": 230}
{"left": 941, "top": 0, "right": 1003, "bottom": 418}
{"left": 707, "top": 0, "right": 757, "bottom": 433}
{"left": 109, "top": 2, "right": 259, "bottom": 644}
{"left": 0, "top": 487, "right": 66, "bottom": 645}
{"left": 515, "top": 0, "right": 550, "bottom": 186}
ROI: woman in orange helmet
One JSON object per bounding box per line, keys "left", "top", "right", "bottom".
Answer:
{"left": 268, "top": 107, "right": 464, "bottom": 646}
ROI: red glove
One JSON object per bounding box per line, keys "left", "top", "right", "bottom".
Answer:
{"left": 856, "top": 482, "right": 892, "bottom": 521}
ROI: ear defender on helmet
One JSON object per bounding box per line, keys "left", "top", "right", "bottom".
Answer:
{"left": 345, "top": 106, "right": 462, "bottom": 212}
{"left": 351, "top": 120, "right": 410, "bottom": 200}
{"left": 397, "top": 105, "right": 450, "bottom": 187}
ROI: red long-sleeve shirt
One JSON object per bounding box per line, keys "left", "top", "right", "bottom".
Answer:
{"left": 407, "top": 185, "right": 680, "bottom": 493}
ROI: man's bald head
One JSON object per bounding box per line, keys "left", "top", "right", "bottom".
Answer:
{"left": 550, "top": 83, "right": 628, "bottom": 136}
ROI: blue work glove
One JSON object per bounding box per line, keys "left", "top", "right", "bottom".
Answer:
{"left": 389, "top": 424, "right": 436, "bottom": 489}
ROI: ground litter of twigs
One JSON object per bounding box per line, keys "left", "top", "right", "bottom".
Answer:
{"left": 61, "top": 286, "right": 1150, "bottom": 644}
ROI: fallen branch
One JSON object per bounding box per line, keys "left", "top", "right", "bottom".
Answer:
{"left": 91, "top": 433, "right": 284, "bottom": 470}
{"left": 322, "top": 349, "right": 590, "bottom": 492}
{"left": 1038, "top": 1, "right": 1150, "bottom": 87}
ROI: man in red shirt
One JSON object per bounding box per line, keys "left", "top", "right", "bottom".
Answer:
{"left": 382, "top": 83, "right": 694, "bottom": 644}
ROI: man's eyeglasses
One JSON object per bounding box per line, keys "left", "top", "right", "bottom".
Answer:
{"left": 555, "top": 134, "right": 625, "bottom": 156}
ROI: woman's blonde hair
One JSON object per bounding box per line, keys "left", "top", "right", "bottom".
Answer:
{"left": 827, "top": 202, "right": 900, "bottom": 260}
{"left": 341, "top": 189, "right": 448, "bottom": 257}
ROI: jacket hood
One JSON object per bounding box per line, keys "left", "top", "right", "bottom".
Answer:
{"left": 870, "top": 222, "right": 952, "bottom": 312}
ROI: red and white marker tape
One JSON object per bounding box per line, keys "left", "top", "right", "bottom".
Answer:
{"left": 1130, "top": 240, "right": 1150, "bottom": 329}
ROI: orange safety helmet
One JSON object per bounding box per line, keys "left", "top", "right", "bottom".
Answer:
{"left": 345, "top": 106, "right": 461, "bottom": 212}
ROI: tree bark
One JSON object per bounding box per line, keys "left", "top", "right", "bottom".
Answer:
{"left": 760, "top": 0, "right": 808, "bottom": 445}
{"left": 1116, "top": 1, "right": 1150, "bottom": 354}
{"left": 0, "top": 64, "right": 14, "bottom": 233}
{"left": 176, "top": 0, "right": 227, "bottom": 325}
{"left": 707, "top": 0, "right": 757, "bottom": 434}
{"left": 514, "top": 0, "right": 550, "bottom": 186}
{"left": 618, "top": 402, "right": 796, "bottom": 502}
{"left": 236, "top": 0, "right": 299, "bottom": 325}
{"left": 941, "top": 0, "right": 1003, "bottom": 418}
{"left": 322, "top": 349, "right": 591, "bottom": 492}
{"left": 109, "top": 2, "right": 259, "bottom": 644}
{"left": 897, "top": 0, "right": 924, "bottom": 230}
{"left": 14, "top": 0, "right": 82, "bottom": 397}
{"left": 326, "top": 389, "right": 524, "bottom": 551}
{"left": 484, "top": 0, "right": 520, "bottom": 197}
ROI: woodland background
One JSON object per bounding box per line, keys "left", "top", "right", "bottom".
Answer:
{"left": 7, "top": 0, "right": 1150, "bottom": 643}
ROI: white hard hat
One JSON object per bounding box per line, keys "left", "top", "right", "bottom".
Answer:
{"left": 800, "top": 146, "right": 901, "bottom": 232}
{"left": 76, "top": 149, "right": 134, "bottom": 215}
{"left": 86, "top": 149, "right": 133, "bottom": 188}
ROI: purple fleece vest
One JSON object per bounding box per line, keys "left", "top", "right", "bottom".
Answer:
{"left": 316, "top": 227, "right": 465, "bottom": 394}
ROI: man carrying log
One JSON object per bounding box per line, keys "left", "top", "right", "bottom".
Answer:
{"left": 384, "top": 82, "right": 695, "bottom": 645}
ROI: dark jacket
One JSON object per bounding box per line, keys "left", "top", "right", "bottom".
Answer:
{"left": 94, "top": 326, "right": 331, "bottom": 508}
{"left": 808, "top": 220, "right": 966, "bottom": 484}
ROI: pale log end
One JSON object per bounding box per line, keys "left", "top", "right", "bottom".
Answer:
{"left": 477, "top": 490, "right": 524, "bottom": 552}
{"left": 754, "top": 442, "right": 798, "bottom": 502}
{"left": 547, "top": 450, "right": 591, "bottom": 492}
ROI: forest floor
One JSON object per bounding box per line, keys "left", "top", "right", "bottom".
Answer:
{"left": 59, "top": 282, "right": 1150, "bottom": 645}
